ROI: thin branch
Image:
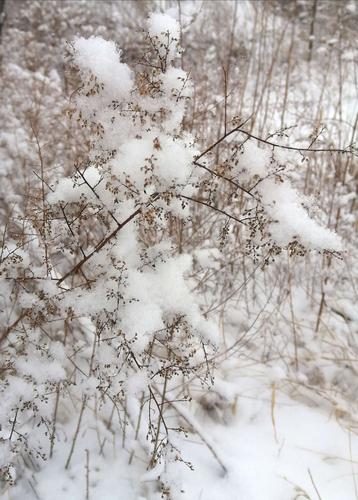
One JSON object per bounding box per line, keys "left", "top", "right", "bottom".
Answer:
{"left": 240, "top": 128, "right": 354, "bottom": 154}
{"left": 194, "top": 161, "right": 258, "bottom": 201}
{"left": 179, "top": 194, "right": 248, "bottom": 226}
{"left": 308, "top": 468, "right": 323, "bottom": 500}
{"left": 167, "top": 398, "right": 228, "bottom": 476}
{"left": 57, "top": 207, "right": 141, "bottom": 287}
{"left": 195, "top": 123, "right": 356, "bottom": 161}
{"left": 194, "top": 118, "right": 251, "bottom": 163}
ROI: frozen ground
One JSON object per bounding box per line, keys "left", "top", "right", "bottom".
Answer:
{"left": 9, "top": 360, "right": 358, "bottom": 500}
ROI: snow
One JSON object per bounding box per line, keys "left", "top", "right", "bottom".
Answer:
{"left": 231, "top": 140, "right": 343, "bottom": 251}
{"left": 233, "top": 141, "right": 270, "bottom": 182}
{"left": 259, "top": 178, "right": 343, "bottom": 251}
{"left": 162, "top": 67, "right": 191, "bottom": 98}
{"left": 73, "top": 36, "right": 133, "bottom": 99}
{"left": 147, "top": 13, "right": 180, "bottom": 63}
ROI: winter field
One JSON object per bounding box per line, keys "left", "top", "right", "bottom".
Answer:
{"left": 0, "top": 1, "right": 357, "bottom": 499}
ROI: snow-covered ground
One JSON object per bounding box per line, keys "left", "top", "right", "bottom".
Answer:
{"left": 9, "top": 360, "right": 358, "bottom": 500}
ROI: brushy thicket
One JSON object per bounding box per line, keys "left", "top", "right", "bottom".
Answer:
{"left": 0, "top": 1, "right": 357, "bottom": 499}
